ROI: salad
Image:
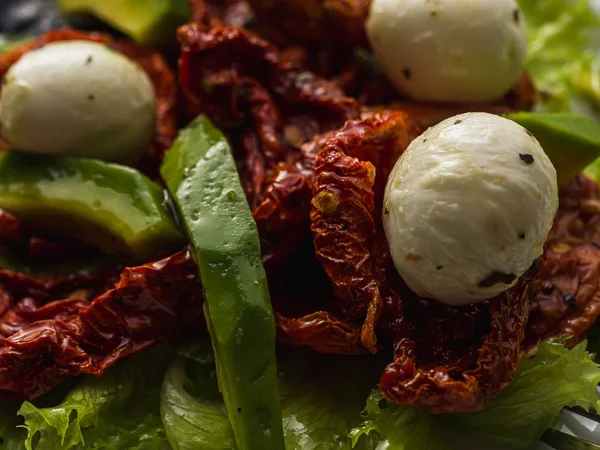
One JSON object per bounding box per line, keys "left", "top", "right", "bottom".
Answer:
{"left": 0, "top": 0, "right": 600, "bottom": 449}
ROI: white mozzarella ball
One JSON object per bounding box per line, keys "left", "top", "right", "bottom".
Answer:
{"left": 0, "top": 40, "right": 156, "bottom": 163}
{"left": 366, "top": 0, "right": 528, "bottom": 103}
{"left": 383, "top": 112, "right": 558, "bottom": 305}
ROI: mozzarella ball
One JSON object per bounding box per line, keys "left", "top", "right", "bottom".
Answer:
{"left": 0, "top": 41, "right": 156, "bottom": 163}
{"left": 366, "top": 0, "right": 527, "bottom": 103}
{"left": 383, "top": 113, "right": 557, "bottom": 305}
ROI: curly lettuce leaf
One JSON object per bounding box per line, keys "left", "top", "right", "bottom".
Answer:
{"left": 18, "top": 346, "right": 174, "bottom": 450}
{"left": 350, "top": 341, "right": 600, "bottom": 450}
{"left": 161, "top": 341, "right": 382, "bottom": 450}
{"left": 519, "top": 0, "right": 600, "bottom": 115}
{"left": 160, "top": 339, "right": 234, "bottom": 450}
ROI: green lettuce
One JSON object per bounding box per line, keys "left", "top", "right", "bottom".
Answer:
{"left": 18, "top": 346, "right": 174, "bottom": 450}
{"left": 519, "top": 0, "right": 600, "bottom": 116}
{"left": 0, "top": 35, "right": 31, "bottom": 53}
{"left": 350, "top": 341, "right": 600, "bottom": 450}
{"left": 0, "top": 399, "right": 27, "bottom": 450}
{"left": 161, "top": 341, "right": 384, "bottom": 450}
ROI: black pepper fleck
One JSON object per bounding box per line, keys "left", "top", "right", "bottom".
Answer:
{"left": 454, "top": 119, "right": 462, "bottom": 125}
{"left": 378, "top": 398, "right": 388, "bottom": 410}
{"left": 86, "top": 55, "right": 93, "bottom": 65}
{"left": 513, "top": 9, "right": 520, "bottom": 23}
{"left": 403, "top": 68, "right": 411, "bottom": 80}
{"left": 563, "top": 293, "right": 576, "bottom": 303}
{"left": 88, "top": 94, "right": 95, "bottom": 100}
{"left": 478, "top": 271, "right": 517, "bottom": 288}
{"left": 518, "top": 232, "right": 526, "bottom": 240}
{"left": 519, "top": 153, "right": 534, "bottom": 164}
{"left": 436, "top": 265, "right": 443, "bottom": 270}
{"left": 237, "top": 407, "right": 242, "bottom": 413}
{"left": 430, "top": 11, "right": 438, "bottom": 17}
{"left": 542, "top": 282, "right": 554, "bottom": 295}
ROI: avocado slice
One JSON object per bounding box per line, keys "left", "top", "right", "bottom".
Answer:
{"left": 0, "top": 151, "right": 184, "bottom": 262}
{"left": 58, "top": 0, "right": 191, "bottom": 47}
{"left": 506, "top": 112, "right": 600, "bottom": 186}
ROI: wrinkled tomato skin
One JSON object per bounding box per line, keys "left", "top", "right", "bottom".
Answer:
{"left": 524, "top": 175, "right": 600, "bottom": 351}
{"left": 178, "top": 24, "right": 360, "bottom": 270}
{"left": 0, "top": 250, "right": 202, "bottom": 401}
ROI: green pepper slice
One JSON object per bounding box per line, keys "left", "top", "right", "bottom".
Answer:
{"left": 0, "top": 151, "right": 184, "bottom": 262}
{"left": 161, "top": 116, "right": 285, "bottom": 450}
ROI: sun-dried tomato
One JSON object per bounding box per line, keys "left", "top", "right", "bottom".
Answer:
{"left": 0, "top": 208, "right": 97, "bottom": 264}
{"left": 524, "top": 175, "right": 600, "bottom": 351}
{"left": 0, "top": 210, "right": 21, "bottom": 248}
{"left": 378, "top": 276, "right": 534, "bottom": 414}
{"left": 309, "top": 112, "right": 419, "bottom": 352}
{"left": 178, "top": 24, "right": 360, "bottom": 268}
{"left": 281, "top": 110, "right": 534, "bottom": 413}
{"left": 0, "top": 249, "right": 202, "bottom": 401}
{"left": 246, "top": 0, "right": 370, "bottom": 46}
{"left": 0, "top": 266, "right": 120, "bottom": 305}
{"left": 0, "top": 28, "right": 179, "bottom": 179}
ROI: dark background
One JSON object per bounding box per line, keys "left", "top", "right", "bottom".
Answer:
{"left": 0, "top": 0, "right": 65, "bottom": 36}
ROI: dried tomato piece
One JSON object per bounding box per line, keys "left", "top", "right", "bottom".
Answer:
{"left": 246, "top": 0, "right": 370, "bottom": 46}
{"left": 178, "top": 25, "right": 360, "bottom": 203}
{"left": 253, "top": 161, "right": 314, "bottom": 271}
{"left": 379, "top": 277, "right": 533, "bottom": 414}
{"left": 178, "top": 24, "right": 360, "bottom": 269}
{"left": 0, "top": 28, "right": 178, "bottom": 179}
{"left": 0, "top": 210, "right": 21, "bottom": 247}
{"left": 0, "top": 249, "right": 202, "bottom": 401}
{"left": 0, "top": 266, "right": 119, "bottom": 305}
{"left": 0, "top": 209, "right": 97, "bottom": 264}
{"left": 364, "top": 73, "right": 536, "bottom": 129}
{"left": 276, "top": 311, "right": 365, "bottom": 354}
{"left": 524, "top": 175, "right": 600, "bottom": 350}
{"left": 309, "top": 112, "right": 420, "bottom": 352}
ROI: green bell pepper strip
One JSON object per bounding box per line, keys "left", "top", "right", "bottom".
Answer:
{"left": 0, "top": 151, "right": 184, "bottom": 262}
{"left": 161, "top": 116, "right": 285, "bottom": 450}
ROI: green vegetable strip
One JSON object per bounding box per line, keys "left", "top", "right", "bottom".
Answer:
{"left": 506, "top": 112, "right": 600, "bottom": 185}
{"left": 0, "top": 151, "right": 183, "bottom": 262}
{"left": 161, "top": 115, "right": 285, "bottom": 450}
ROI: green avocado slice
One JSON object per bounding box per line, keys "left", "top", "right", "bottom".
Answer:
{"left": 506, "top": 112, "right": 600, "bottom": 186}
{"left": 0, "top": 151, "right": 184, "bottom": 262}
{"left": 58, "top": 0, "right": 191, "bottom": 47}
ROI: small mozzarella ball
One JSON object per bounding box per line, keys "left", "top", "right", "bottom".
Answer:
{"left": 0, "top": 41, "right": 156, "bottom": 163}
{"left": 383, "top": 112, "right": 558, "bottom": 306}
{"left": 366, "top": 0, "right": 527, "bottom": 103}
